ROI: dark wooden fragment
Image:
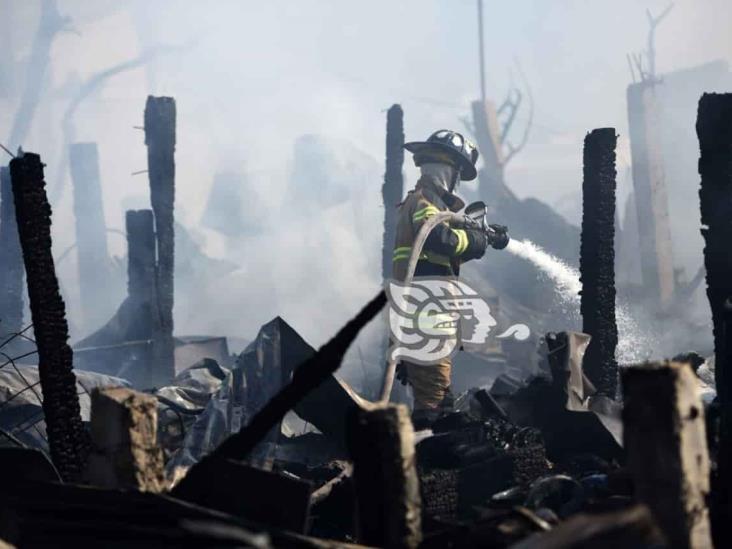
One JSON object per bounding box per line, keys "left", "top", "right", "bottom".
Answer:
{"left": 171, "top": 459, "right": 312, "bottom": 533}
{"left": 9, "top": 152, "right": 88, "bottom": 482}
{"left": 580, "top": 128, "right": 619, "bottom": 397}
{"left": 144, "top": 95, "right": 176, "bottom": 387}
{"left": 126, "top": 209, "right": 157, "bottom": 314}
{"left": 697, "top": 92, "right": 732, "bottom": 547}
{"left": 70, "top": 210, "right": 156, "bottom": 388}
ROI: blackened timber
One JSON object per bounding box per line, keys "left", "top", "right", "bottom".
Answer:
{"left": 0, "top": 166, "right": 24, "bottom": 339}
{"left": 126, "top": 210, "right": 157, "bottom": 310}
{"left": 144, "top": 96, "right": 176, "bottom": 387}
{"left": 382, "top": 104, "right": 404, "bottom": 281}
{"left": 126, "top": 209, "right": 158, "bottom": 386}
{"left": 9, "top": 152, "right": 88, "bottom": 482}
{"left": 697, "top": 93, "right": 732, "bottom": 545}
{"left": 69, "top": 143, "right": 109, "bottom": 331}
{"left": 580, "top": 128, "right": 619, "bottom": 397}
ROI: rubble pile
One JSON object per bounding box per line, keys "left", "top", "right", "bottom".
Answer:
{"left": 0, "top": 290, "right": 720, "bottom": 547}
{"left": 0, "top": 298, "right": 667, "bottom": 547}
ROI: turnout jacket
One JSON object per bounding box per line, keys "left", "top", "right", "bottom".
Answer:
{"left": 392, "top": 175, "right": 479, "bottom": 281}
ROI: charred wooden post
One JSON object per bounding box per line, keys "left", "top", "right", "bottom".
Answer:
{"left": 126, "top": 209, "right": 158, "bottom": 386}
{"left": 0, "top": 166, "right": 24, "bottom": 339}
{"left": 86, "top": 387, "right": 165, "bottom": 492}
{"left": 144, "top": 96, "right": 176, "bottom": 387}
{"left": 69, "top": 143, "right": 109, "bottom": 331}
{"left": 9, "top": 152, "right": 88, "bottom": 482}
{"left": 627, "top": 82, "right": 675, "bottom": 309}
{"left": 697, "top": 92, "right": 732, "bottom": 542}
{"left": 580, "top": 128, "right": 619, "bottom": 397}
{"left": 126, "top": 210, "right": 157, "bottom": 311}
{"left": 348, "top": 403, "right": 422, "bottom": 549}
{"left": 382, "top": 104, "right": 404, "bottom": 281}
{"left": 622, "top": 362, "right": 712, "bottom": 549}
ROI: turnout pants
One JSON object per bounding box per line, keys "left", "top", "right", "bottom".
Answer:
{"left": 405, "top": 358, "right": 452, "bottom": 410}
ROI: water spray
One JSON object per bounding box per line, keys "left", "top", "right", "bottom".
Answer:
{"left": 505, "top": 238, "right": 653, "bottom": 363}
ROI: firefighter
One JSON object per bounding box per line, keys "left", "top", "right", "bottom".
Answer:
{"left": 392, "top": 129, "right": 508, "bottom": 427}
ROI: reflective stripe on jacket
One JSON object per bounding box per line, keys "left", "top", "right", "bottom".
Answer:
{"left": 391, "top": 175, "right": 468, "bottom": 281}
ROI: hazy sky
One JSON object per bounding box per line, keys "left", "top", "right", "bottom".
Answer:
{"left": 1, "top": 0, "right": 730, "bottom": 348}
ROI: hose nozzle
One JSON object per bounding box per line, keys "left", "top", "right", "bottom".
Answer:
{"left": 486, "top": 224, "right": 509, "bottom": 250}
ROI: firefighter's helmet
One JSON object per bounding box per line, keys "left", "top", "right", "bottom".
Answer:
{"left": 404, "top": 130, "right": 479, "bottom": 181}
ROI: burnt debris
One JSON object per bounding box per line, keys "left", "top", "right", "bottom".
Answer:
{"left": 580, "top": 128, "right": 619, "bottom": 397}
{"left": 698, "top": 92, "right": 732, "bottom": 545}
{"left": 145, "top": 95, "right": 176, "bottom": 388}
{"left": 172, "top": 292, "right": 386, "bottom": 505}
{"left": 9, "top": 152, "right": 88, "bottom": 482}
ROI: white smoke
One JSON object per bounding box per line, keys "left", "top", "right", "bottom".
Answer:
{"left": 1, "top": 0, "right": 729, "bottom": 362}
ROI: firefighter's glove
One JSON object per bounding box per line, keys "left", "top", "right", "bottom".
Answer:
{"left": 463, "top": 229, "right": 489, "bottom": 261}
{"left": 489, "top": 224, "right": 510, "bottom": 250}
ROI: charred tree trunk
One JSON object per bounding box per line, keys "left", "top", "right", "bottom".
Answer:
{"left": 697, "top": 93, "right": 732, "bottom": 545}
{"left": 69, "top": 143, "right": 109, "bottom": 331}
{"left": 580, "top": 128, "right": 619, "bottom": 397}
{"left": 0, "top": 166, "right": 24, "bottom": 340}
{"left": 382, "top": 104, "right": 404, "bottom": 282}
{"left": 627, "top": 82, "right": 675, "bottom": 309}
{"left": 144, "top": 96, "right": 176, "bottom": 387}
{"left": 10, "top": 152, "right": 88, "bottom": 481}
